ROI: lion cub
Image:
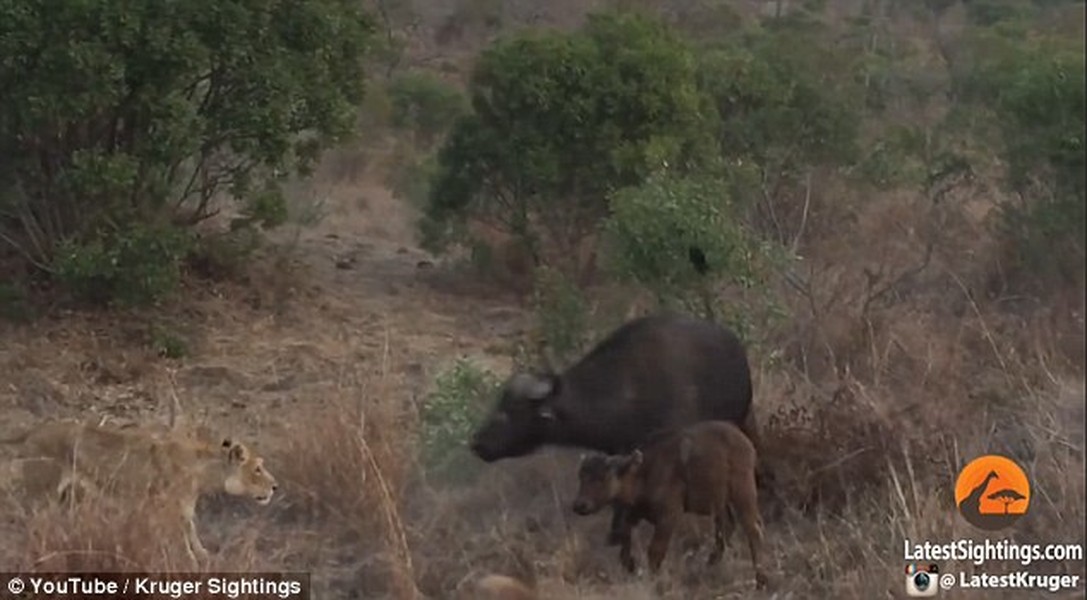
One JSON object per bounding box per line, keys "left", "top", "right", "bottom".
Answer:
{"left": 2, "top": 418, "right": 277, "bottom": 564}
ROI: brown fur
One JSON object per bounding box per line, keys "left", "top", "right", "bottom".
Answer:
{"left": 572, "top": 421, "right": 767, "bottom": 588}
{"left": 472, "top": 574, "right": 539, "bottom": 600}
{"left": 470, "top": 314, "right": 759, "bottom": 550}
{"left": 1, "top": 418, "right": 277, "bottom": 565}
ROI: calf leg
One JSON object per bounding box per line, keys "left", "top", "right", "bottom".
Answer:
{"left": 617, "top": 529, "right": 636, "bottom": 573}
{"left": 708, "top": 501, "right": 737, "bottom": 565}
{"left": 607, "top": 504, "right": 627, "bottom": 546}
{"left": 612, "top": 511, "right": 637, "bottom": 573}
{"left": 646, "top": 516, "right": 678, "bottom": 574}
{"left": 732, "top": 473, "right": 768, "bottom": 589}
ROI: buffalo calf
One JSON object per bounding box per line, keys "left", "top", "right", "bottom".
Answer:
{"left": 572, "top": 421, "right": 767, "bottom": 588}
{"left": 468, "top": 314, "right": 757, "bottom": 545}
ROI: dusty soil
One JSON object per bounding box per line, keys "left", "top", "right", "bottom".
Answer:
{"left": 0, "top": 171, "right": 519, "bottom": 435}
{"left": 0, "top": 165, "right": 536, "bottom": 592}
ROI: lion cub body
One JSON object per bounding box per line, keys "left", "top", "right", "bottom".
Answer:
{"left": 2, "top": 419, "right": 277, "bottom": 564}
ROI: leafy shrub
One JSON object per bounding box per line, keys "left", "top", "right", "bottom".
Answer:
{"left": 186, "top": 227, "right": 264, "bottom": 281}
{"left": 603, "top": 173, "right": 787, "bottom": 343}
{"left": 419, "top": 358, "right": 501, "bottom": 483}
{"left": 0, "top": 281, "right": 34, "bottom": 322}
{"left": 423, "top": 11, "right": 712, "bottom": 261}
{"left": 530, "top": 267, "right": 590, "bottom": 366}
{"left": 698, "top": 32, "right": 859, "bottom": 161}
{"left": 52, "top": 224, "right": 193, "bottom": 307}
{"left": 604, "top": 175, "right": 761, "bottom": 299}
{"left": 0, "top": 0, "right": 373, "bottom": 304}
{"left": 387, "top": 72, "right": 469, "bottom": 147}
{"left": 388, "top": 151, "right": 440, "bottom": 211}
{"left": 963, "top": 0, "right": 1036, "bottom": 26}
{"left": 959, "top": 30, "right": 1086, "bottom": 284}
{"left": 149, "top": 324, "right": 188, "bottom": 359}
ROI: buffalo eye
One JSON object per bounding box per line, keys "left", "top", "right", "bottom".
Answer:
{"left": 537, "top": 404, "right": 557, "bottom": 421}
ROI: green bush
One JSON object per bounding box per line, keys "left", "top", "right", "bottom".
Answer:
{"left": 958, "top": 30, "right": 1085, "bottom": 284}
{"left": 388, "top": 152, "right": 440, "bottom": 211}
{"left": 387, "top": 72, "right": 469, "bottom": 146}
{"left": 149, "top": 324, "right": 189, "bottom": 359}
{"left": 52, "top": 224, "right": 193, "bottom": 307}
{"left": 530, "top": 267, "right": 590, "bottom": 366}
{"left": 423, "top": 11, "right": 712, "bottom": 259}
{"left": 604, "top": 175, "right": 762, "bottom": 296}
{"left": 0, "top": 0, "right": 373, "bottom": 304}
{"left": 186, "top": 227, "right": 264, "bottom": 281}
{"left": 0, "top": 281, "right": 34, "bottom": 323}
{"left": 419, "top": 358, "right": 501, "bottom": 483}
{"left": 696, "top": 26, "right": 860, "bottom": 185}
{"left": 602, "top": 173, "right": 786, "bottom": 340}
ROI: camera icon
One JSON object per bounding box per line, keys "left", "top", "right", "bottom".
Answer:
{"left": 905, "top": 563, "right": 939, "bottom": 597}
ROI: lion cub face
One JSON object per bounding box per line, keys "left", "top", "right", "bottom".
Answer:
{"left": 220, "top": 439, "right": 277, "bottom": 505}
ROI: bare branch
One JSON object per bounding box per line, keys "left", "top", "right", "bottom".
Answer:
{"left": 790, "top": 171, "right": 812, "bottom": 255}
{"left": 861, "top": 243, "right": 934, "bottom": 316}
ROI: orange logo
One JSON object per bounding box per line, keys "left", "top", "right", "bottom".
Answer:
{"left": 954, "top": 454, "right": 1031, "bottom": 531}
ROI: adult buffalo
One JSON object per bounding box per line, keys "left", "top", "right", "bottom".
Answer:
{"left": 469, "top": 313, "right": 758, "bottom": 463}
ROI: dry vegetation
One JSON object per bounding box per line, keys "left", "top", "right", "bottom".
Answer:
{"left": 1, "top": 1, "right": 1084, "bottom": 600}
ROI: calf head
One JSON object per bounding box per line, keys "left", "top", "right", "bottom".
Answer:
{"left": 572, "top": 450, "right": 644, "bottom": 515}
{"left": 470, "top": 372, "right": 561, "bottom": 462}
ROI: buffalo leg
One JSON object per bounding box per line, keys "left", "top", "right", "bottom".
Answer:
{"left": 617, "top": 527, "right": 636, "bottom": 573}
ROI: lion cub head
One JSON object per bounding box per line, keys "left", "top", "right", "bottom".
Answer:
{"left": 220, "top": 439, "right": 277, "bottom": 505}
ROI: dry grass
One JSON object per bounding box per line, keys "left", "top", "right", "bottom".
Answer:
{"left": 1, "top": 9, "right": 1084, "bottom": 593}
{"left": 1, "top": 173, "right": 1084, "bottom": 600}
{"left": 1, "top": 248, "right": 1084, "bottom": 600}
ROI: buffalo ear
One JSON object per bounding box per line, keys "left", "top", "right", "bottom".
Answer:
{"left": 543, "top": 372, "right": 562, "bottom": 397}
{"left": 626, "top": 450, "right": 644, "bottom": 473}
{"left": 510, "top": 372, "right": 556, "bottom": 401}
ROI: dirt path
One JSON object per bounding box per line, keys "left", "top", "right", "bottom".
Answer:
{"left": 0, "top": 173, "right": 524, "bottom": 444}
